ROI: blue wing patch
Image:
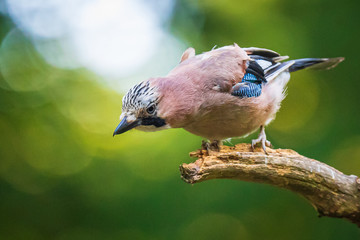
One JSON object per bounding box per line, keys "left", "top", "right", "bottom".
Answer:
{"left": 231, "top": 60, "right": 266, "bottom": 98}
{"left": 242, "top": 73, "right": 258, "bottom": 82}
{"left": 231, "top": 82, "right": 262, "bottom": 98}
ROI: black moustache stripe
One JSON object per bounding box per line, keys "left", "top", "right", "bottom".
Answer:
{"left": 141, "top": 117, "right": 166, "bottom": 128}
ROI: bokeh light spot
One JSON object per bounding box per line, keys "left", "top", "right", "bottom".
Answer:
{"left": 0, "top": 29, "right": 53, "bottom": 91}
{"left": 21, "top": 113, "right": 92, "bottom": 176}
{"left": 329, "top": 136, "right": 360, "bottom": 176}
{"left": 53, "top": 79, "right": 120, "bottom": 135}
{"left": 4, "top": 0, "right": 178, "bottom": 81}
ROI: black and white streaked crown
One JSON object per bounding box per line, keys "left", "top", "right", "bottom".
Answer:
{"left": 122, "top": 81, "right": 159, "bottom": 110}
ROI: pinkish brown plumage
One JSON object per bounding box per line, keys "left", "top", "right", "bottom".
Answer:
{"left": 113, "top": 44, "right": 344, "bottom": 152}
{"left": 154, "top": 44, "right": 249, "bottom": 129}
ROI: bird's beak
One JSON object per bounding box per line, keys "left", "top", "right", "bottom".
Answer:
{"left": 113, "top": 116, "right": 141, "bottom": 136}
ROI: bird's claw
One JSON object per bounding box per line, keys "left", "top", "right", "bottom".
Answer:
{"left": 251, "top": 126, "right": 272, "bottom": 154}
{"left": 201, "top": 140, "right": 209, "bottom": 151}
{"left": 201, "top": 140, "right": 221, "bottom": 153}
{"left": 251, "top": 139, "right": 272, "bottom": 154}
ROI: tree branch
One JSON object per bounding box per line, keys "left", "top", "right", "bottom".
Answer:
{"left": 179, "top": 143, "right": 360, "bottom": 226}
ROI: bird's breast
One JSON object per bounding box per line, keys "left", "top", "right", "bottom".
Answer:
{"left": 181, "top": 89, "right": 280, "bottom": 140}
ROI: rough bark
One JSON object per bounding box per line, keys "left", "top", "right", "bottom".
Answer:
{"left": 179, "top": 143, "right": 360, "bottom": 226}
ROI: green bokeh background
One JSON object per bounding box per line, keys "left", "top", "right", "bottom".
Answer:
{"left": 0, "top": 0, "right": 359, "bottom": 239}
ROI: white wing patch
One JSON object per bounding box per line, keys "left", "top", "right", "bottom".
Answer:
{"left": 255, "top": 59, "right": 273, "bottom": 69}
{"left": 266, "top": 61, "right": 295, "bottom": 82}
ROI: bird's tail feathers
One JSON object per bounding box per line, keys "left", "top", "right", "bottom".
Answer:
{"left": 288, "top": 57, "right": 344, "bottom": 72}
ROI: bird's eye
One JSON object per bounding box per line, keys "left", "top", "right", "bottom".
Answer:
{"left": 146, "top": 104, "right": 156, "bottom": 115}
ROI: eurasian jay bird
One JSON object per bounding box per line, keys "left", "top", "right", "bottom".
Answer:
{"left": 113, "top": 44, "right": 344, "bottom": 153}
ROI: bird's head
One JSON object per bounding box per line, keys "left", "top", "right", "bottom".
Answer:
{"left": 113, "top": 80, "right": 169, "bottom": 136}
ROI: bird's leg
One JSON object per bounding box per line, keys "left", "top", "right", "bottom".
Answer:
{"left": 201, "top": 140, "right": 210, "bottom": 157}
{"left": 199, "top": 140, "right": 221, "bottom": 169}
{"left": 251, "top": 125, "right": 272, "bottom": 154}
{"left": 209, "top": 140, "right": 222, "bottom": 152}
{"left": 201, "top": 140, "right": 222, "bottom": 153}
{"left": 201, "top": 140, "right": 209, "bottom": 150}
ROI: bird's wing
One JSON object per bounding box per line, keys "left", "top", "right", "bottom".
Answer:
{"left": 168, "top": 44, "right": 249, "bottom": 93}
{"left": 232, "top": 82, "right": 262, "bottom": 98}
{"left": 243, "top": 47, "right": 281, "bottom": 58}
{"left": 264, "top": 61, "right": 295, "bottom": 81}
{"left": 231, "top": 59, "right": 266, "bottom": 98}
{"left": 231, "top": 48, "right": 294, "bottom": 98}
{"left": 246, "top": 52, "right": 294, "bottom": 82}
